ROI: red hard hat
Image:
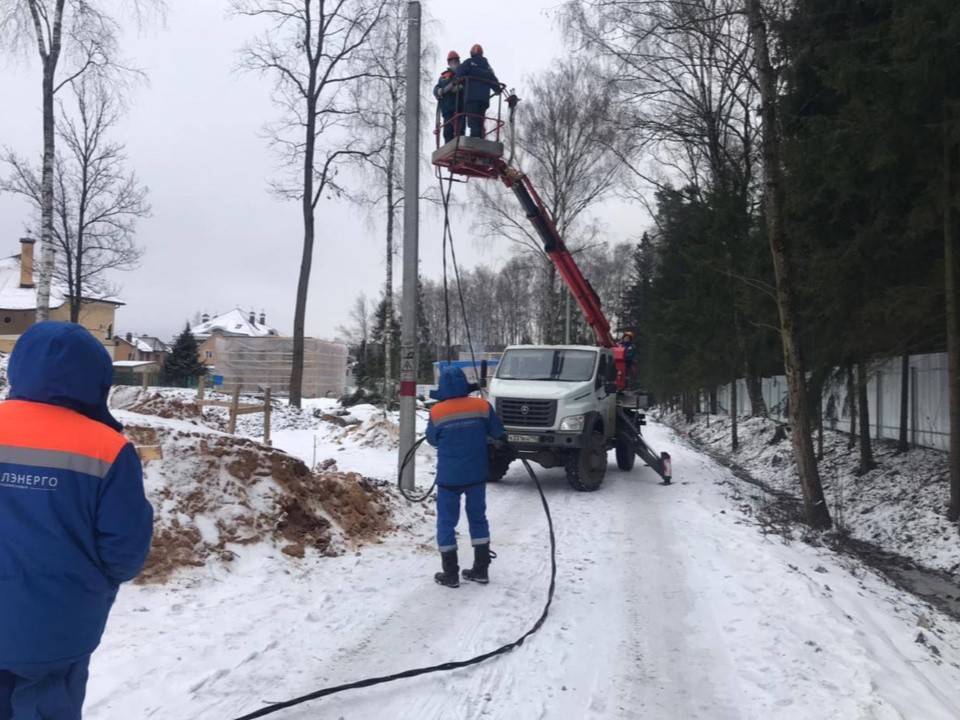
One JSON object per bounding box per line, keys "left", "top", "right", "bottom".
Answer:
{"left": 447, "top": 50, "right": 460, "bottom": 61}
{"left": 470, "top": 43, "right": 483, "bottom": 56}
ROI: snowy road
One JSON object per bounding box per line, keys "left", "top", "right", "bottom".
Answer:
{"left": 88, "top": 422, "right": 960, "bottom": 719}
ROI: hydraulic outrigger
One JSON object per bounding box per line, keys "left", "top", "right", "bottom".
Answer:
{"left": 430, "top": 89, "right": 672, "bottom": 484}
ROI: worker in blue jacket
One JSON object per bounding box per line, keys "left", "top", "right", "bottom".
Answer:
{"left": 434, "top": 50, "right": 464, "bottom": 142}
{"left": 426, "top": 366, "right": 506, "bottom": 587}
{"left": 453, "top": 44, "right": 501, "bottom": 138}
{"left": 0, "top": 322, "right": 154, "bottom": 720}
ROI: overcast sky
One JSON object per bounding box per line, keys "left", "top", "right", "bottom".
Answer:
{"left": 0, "top": 0, "right": 643, "bottom": 342}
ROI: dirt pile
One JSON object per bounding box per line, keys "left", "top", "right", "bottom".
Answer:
{"left": 125, "top": 424, "right": 398, "bottom": 584}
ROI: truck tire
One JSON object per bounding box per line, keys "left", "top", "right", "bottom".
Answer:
{"left": 487, "top": 446, "right": 512, "bottom": 482}
{"left": 565, "top": 430, "right": 606, "bottom": 492}
{"left": 615, "top": 437, "right": 636, "bottom": 471}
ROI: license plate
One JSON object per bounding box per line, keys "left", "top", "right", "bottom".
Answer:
{"left": 508, "top": 434, "right": 538, "bottom": 444}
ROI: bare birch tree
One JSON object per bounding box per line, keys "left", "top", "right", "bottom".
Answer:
{"left": 475, "top": 57, "right": 624, "bottom": 344}
{"left": 344, "top": 0, "right": 433, "bottom": 404}
{"left": 235, "top": 0, "right": 387, "bottom": 407}
{"left": 0, "top": 0, "right": 158, "bottom": 321}
{"left": 565, "top": 0, "right": 770, "bottom": 422}
{"left": 2, "top": 77, "right": 148, "bottom": 321}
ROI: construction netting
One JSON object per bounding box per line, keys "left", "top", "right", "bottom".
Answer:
{"left": 213, "top": 336, "right": 348, "bottom": 398}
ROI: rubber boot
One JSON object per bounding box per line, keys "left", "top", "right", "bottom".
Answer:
{"left": 462, "top": 543, "right": 492, "bottom": 584}
{"left": 434, "top": 549, "right": 460, "bottom": 588}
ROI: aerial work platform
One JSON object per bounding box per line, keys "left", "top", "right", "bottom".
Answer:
{"left": 431, "top": 136, "right": 505, "bottom": 180}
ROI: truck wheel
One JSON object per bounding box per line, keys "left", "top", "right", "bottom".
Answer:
{"left": 487, "top": 446, "right": 512, "bottom": 482}
{"left": 565, "top": 430, "right": 607, "bottom": 492}
{"left": 615, "top": 437, "right": 636, "bottom": 471}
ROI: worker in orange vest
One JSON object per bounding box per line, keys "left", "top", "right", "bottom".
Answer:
{"left": 434, "top": 50, "right": 464, "bottom": 142}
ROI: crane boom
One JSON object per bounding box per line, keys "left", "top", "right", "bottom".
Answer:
{"left": 500, "top": 167, "right": 616, "bottom": 349}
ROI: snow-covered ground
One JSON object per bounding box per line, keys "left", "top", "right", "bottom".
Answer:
{"left": 670, "top": 411, "right": 960, "bottom": 574}
{"left": 0, "top": 352, "right": 957, "bottom": 720}
{"left": 80, "top": 398, "right": 960, "bottom": 720}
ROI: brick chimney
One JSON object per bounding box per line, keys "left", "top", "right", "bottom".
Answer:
{"left": 259, "top": 310, "right": 266, "bottom": 325}
{"left": 126, "top": 332, "right": 133, "bottom": 343}
{"left": 19, "top": 238, "right": 35, "bottom": 289}
{"left": 249, "top": 309, "right": 256, "bottom": 325}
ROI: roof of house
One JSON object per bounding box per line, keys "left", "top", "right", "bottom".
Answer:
{"left": 114, "top": 360, "right": 160, "bottom": 369}
{"left": 0, "top": 255, "right": 66, "bottom": 311}
{"left": 133, "top": 336, "right": 170, "bottom": 354}
{"left": 0, "top": 253, "right": 123, "bottom": 311}
{"left": 191, "top": 308, "right": 280, "bottom": 339}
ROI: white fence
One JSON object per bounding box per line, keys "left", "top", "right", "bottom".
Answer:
{"left": 714, "top": 351, "right": 949, "bottom": 451}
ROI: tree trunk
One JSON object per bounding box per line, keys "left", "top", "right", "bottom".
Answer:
{"left": 72, "top": 162, "right": 87, "bottom": 324}
{"left": 290, "top": 71, "right": 319, "bottom": 408}
{"left": 944, "top": 130, "right": 960, "bottom": 521}
{"left": 897, "top": 353, "right": 910, "bottom": 453}
{"left": 730, "top": 378, "right": 739, "bottom": 451}
{"left": 36, "top": 57, "right": 57, "bottom": 322}
{"left": 383, "top": 117, "right": 397, "bottom": 406}
{"left": 857, "top": 359, "right": 875, "bottom": 474}
{"left": 817, "top": 389, "right": 824, "bottom": 460}
{"left": 543, "top": 262, "right": 557, "bottom": 343}
{"left": 748, "top": 0, "right": 831, "bottom": 528}
{"left": 847, "top": 362, "right": 857, "bottom": 450}
{"left": 745, "top": 361, "right": 768, "bottom": 416}
{"left": 709, "top": 388, "right": 718, "bottom": 415}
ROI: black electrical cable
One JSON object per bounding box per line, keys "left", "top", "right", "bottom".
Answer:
{"left": 230, "top": 458, "right": 554, "bottom": 720}
{"left": 396, "top": 435, "right": 434, "bottom": 503}
{"left": 437, "top": 171, "right": 479, "bottom": 376}
{"left": 230, "top": 105, "right": 560, "bottom": 720}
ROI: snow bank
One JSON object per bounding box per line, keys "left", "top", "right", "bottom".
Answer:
{"left": 666, "top": 411, "right": 960, "bottom": 573}
{"left": 334, "top": 413, "right": 401, "bottom": 449}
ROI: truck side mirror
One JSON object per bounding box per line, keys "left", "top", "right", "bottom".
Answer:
{"left": 480, "top": 360, "right": 488, "bottom": 389}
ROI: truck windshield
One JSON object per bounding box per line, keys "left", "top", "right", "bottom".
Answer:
{"left": 496, "top": 349, "right": 597, "bottom": 382}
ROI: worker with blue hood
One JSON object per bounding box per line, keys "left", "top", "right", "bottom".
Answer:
{"left": 0, "top": 322, "right": 154, "bottom": 719}
{"left": 426, "top": 365, "right": 506, "bottom": 587}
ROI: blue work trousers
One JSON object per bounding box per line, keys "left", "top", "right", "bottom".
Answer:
{"left": 0, "top": 656, "right": 90, "bottom": 720}
{"left": 436, "top": 483, "right": 489, "bottom": 551}
{"left": 464, "top": 101, "right": 489, "bottom": 138}
{"left": 441, "top": 108, "right": 464, "bottom": 142}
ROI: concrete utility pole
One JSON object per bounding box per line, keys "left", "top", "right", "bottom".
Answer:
{"left": 398, "top": 1, "right": 421, "bottom": 491}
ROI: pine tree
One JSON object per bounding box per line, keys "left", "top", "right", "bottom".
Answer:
{"left": 416, "top": 276, "right": 435, "bottom": 382}
{"left": 366, "top": 294, "right": 400, "bottom": 397}
{"left": 163, "top": 324, "right": 207, "bottom": 387}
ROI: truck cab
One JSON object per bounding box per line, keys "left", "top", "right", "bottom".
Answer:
{"left": 487, "top": 344, "right": 619, "bottom": 491}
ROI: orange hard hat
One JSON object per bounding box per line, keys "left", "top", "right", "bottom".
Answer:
{"left": 470, "top": 43, "right": 483, "bottom": 56}
{"left": 447, "top": 50, "right": 460, "bottom": 61}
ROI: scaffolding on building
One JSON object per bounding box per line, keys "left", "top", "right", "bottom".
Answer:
{"left": 213, "top": 336, "right": 348, "bottom": 398}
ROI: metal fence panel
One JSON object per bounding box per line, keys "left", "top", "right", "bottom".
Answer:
{"left": 709, "top": 351, "right": 949, "bottom": 451}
